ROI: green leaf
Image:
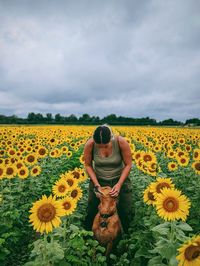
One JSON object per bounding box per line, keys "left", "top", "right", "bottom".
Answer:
{"left": 70, "top": 224, "right": 80, "bottom": 233}
{"left": 176, "top": 222, "right": 193, "bottom": 232}
{"left": 151, "top": 222, "right": 170, "bottom": 235}
{"left": 147, "top": 256, "right": 163, "bottom": 266}
{"left": 169, "top": 255, "right": 178, "bottom": 266}
{"left": 159, "top": 242, "right": 177, "bottom": 260}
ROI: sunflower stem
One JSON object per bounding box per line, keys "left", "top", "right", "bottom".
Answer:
{"left": 63, "top": 217, "right": 68, "bottom": 244}
{"left": 43, "top": 233, "right": 48, "bottom": 264}
{"left": 170, "top": 221, "right": 175, "bottom": 243}
{"left": 50, "top": 233, "right": 54, "bottom": 245}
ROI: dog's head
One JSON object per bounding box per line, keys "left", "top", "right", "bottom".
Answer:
{"left": 94, "top": 186, "right": 113, "bottom": 198}
{"left": 94, "top": 186, "right": 118, "bottom": 214}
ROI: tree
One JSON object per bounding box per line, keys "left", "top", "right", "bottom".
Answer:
{"left": 79, "top": 114, "right": 91, "bottom": 123}
{"left": 46, "top": 113, "right": 53, "bottom": 122}
{"left": 55, "top": 114, "right": 65, "bottom": 123}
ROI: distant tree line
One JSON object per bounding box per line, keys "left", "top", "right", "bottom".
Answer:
{"left": 0, "top": 113, "right": 199, "bottom": 126}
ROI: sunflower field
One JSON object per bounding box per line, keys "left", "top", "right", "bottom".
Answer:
{"left": 0, "top": 125, "right": 200, "bottom": 266}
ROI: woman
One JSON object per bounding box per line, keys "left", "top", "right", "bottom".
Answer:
{"left": 83, "top": 124, "right": 134, "bottom": 234}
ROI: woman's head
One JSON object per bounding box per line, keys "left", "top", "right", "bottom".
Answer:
{"left": 93, "top": 124, "right": 113, "bottom": 144}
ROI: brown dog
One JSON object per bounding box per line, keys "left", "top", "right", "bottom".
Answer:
{"left": 92, "top": 186, "right": 122, "bottom": 257}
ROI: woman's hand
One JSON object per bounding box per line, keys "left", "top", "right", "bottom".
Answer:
{"left": 109, "top": 183, "right": 122, "bottom": 197}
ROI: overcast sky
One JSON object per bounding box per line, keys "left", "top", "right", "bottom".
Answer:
{"left": 0, "top": 0, "right": 199, "bottom": 121}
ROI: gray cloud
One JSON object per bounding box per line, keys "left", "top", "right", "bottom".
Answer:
{"left": 0, "top": 0, "right": 200, "bottom": 121}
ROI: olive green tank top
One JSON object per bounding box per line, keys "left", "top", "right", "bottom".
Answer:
{"left": 92, "top": 136, "right": 125, "bottom": 181}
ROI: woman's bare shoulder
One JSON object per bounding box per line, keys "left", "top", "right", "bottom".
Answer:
{"left": 84, "top": 138, "right": 94, "bottom": 150}
{"left": 116, "top": 135, "right": 129, "bottom": 148}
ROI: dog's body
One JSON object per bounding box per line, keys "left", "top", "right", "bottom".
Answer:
{"left": 92, "top": 186, "right": 122, "bottom": 257}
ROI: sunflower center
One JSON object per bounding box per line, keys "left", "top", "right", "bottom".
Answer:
{"left": 144, "top": 155, "right": 152, "bottom": 162}
{"left": 63, "top": 202, "right": 71, "bottom": 210}
{"left": 20, "top": 169, "right": 26, "bottom": 175}
{"left": 9, "top": 150, "right": 15, "bottom": 155}
{"left": 184, "top": 245, "right": 200, "bottom": 261}
{"left": 7, "top": 167, "right": 14, "bottom": 175}
{"left": 181, "top": 158, "right": 186, "bottom": 163}
{"left": 27, "top": 155, "right": 35, "bottom": 162}
{"left": 58, "top": 185, "right": 66, "bottom": 193}
{"left": 148, "top": 191, "right": 155, "bottom": 201}
{"left": 67, "top": 179, "right": 74, "bottom": 186}
{"left": 163, "top": 197, "right": 179, "bottom": 212}
{"left": 39, "top": 148, "right": 46, "bottom": 155}
{"left": 33, "top": 168, "right": 38, "bottom": 173}
{"left": 37, "top": 203, "right": 56, "bottom": 222}
{"left": 194, "top": 152, "right": 198, "bottom": 158}
{"left": 135, "top": 154, "right": 141, "bottom": 160}
{"left": 71, "top": 190, "right": 78, "bottom": 198}
{"left": 195, "top": 163, "right": 200, "bottom": 171}
{"left": 156, "top": 183, "right": 171, "bottom": 193}
{"left": 17, "top": 163, "right": 23, "bottom": 169}
{"left": 0, "top": 169, "right": 3, "bottom": 176}
{"left": 73, "top": 171, "right": 80, "bottom": 179}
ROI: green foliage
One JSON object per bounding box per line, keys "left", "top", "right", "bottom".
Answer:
{"left": 25, "top": 225, "right": 107, "bottom": 266}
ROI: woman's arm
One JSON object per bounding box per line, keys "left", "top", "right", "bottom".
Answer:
{"left": 83, "top": 138, "right": 100, "bottom": 188}
{"left": 109, "top": 136, "right": 132, "bottom": 197}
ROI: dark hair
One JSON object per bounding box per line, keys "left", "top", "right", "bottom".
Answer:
{"left": 93, "top": 125, "right": 111, "bottom": 144}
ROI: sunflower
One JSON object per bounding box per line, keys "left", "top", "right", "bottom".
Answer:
{"left": 25, "top": 153, "right": 38, "bottom": 166}
{"left": 185, "top": 144, "right": 192, "bottom": 152}
{"left": 167, "top": 149, "right": 176, "bottom": 159}
{"left": 146, "top": 161, "right": 159, "bottom": 176}
{"left": 59, "top": 196, "right": 77, "bottom": 216}
{"left": 7, "top": 148, "right": 17, "bottom": 156}
{"left": 0, "top": 150, "right": 5, "bottom": 157}
{"left": 193, "top": 149, "right": 200, "bottom": 161}
{"left": 168, "top": 162, "right": 178, "bottom": 171}
{"left": 177, "top": 156, "right": 190, "bottom": 167}
{"left": 155, "top": 188, "right": 191, "bottom": 221}
{"left": 69, "top": 186, "right": 83, "bottom": 201}
{"left": 52, "top": 178, "right": 69, "bottom": 198}
{"left": 61, "top": 146, "right": 69, "bottom": 153}
{"left": 0, "top": 166, "right": 5, "bottom": 179}
{"left": 176, "top": 150, "right": 188, "bottom": 159}
{"left": 153, "top": 145, "right": 162, "bottom": 153}
{"left": 74, "top": 146, "right": 79, "bottom": 152}
{"left": 143, "top": 185, "right": 157, "bottom": 206}
{"left": 5, "top": 164, "right": 17, "bottom": 179}
{"left": 30, "top": 165, "right": 42, "bottom": 177}
{"left": 26, "top": 146, "right": 33, "bottom": 153}
{"left": 79, "top": 154, "right": 85, "bottom": 165}
{"left": 0, "top": 158, "right": 5, "bottom": 165}
{"left": 48, "top": 138, "right": 58, "bottom": 146}
{"left": 16, "top": 161, "right": 25, "bottom": 169}
{"left": 142, "top": 151, "right": 156, "bottom": 163}
{"left": 176, "top": 235, "right": 200, "bottom": 266}
{"left": 49, "top": 149, "right": 58, "bottom": 158}
{"left": 66, "top": 151, "right": 72, "bottom": 158}
{"left": 178, "top": 137, "right": 186, "bottom": 145}
{"left": 63, "top": 175, "right": 78, "bottom": 190}
{"left": 192, "top": 161, "right": 200, "bottom": 175}
{"left": 70, "top": 142, "right": 76, "bottom": 149}
{"left": 151, "top": 177, "right": 175, "bottom": 198}
{"left": 18, "top": 166, "right": 29, "bottom": 179}
{"left": 29, "top": 194, "right": 65, "bottom": 234}
{"left": 69, "top": 168, "right": 87, "bottom": 183}
{"left": 37, "top": 146, "right": 48, "bottom": 158}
